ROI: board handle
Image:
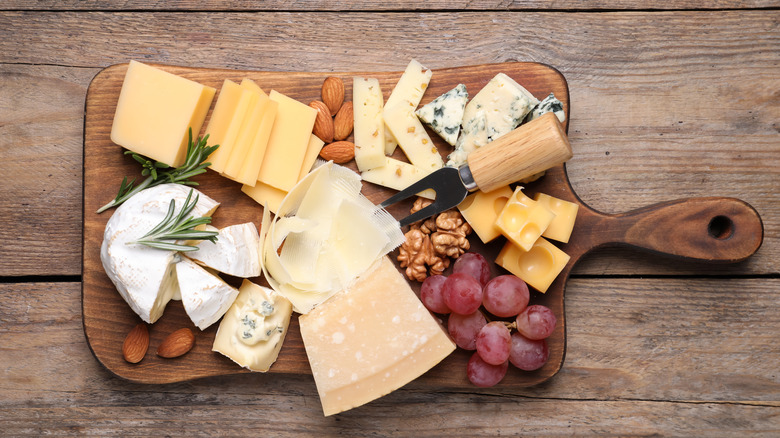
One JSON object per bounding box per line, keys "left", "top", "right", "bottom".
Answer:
{"left": 600, "top": 197, "right": 763, "bottom": 262}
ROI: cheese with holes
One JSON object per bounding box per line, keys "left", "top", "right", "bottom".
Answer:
{"left": 212, "top": 280, "right": 292, "bottom": 372}
{"left": 496, "top": 237, "right": 570, "bottom": 293}
{"left": 533, "top": 193, "right": 578, "bottom": 243}
{"left": 100, "top": 184, "right": 219, "bottom": 323}
{"left": 496, "top": 187, "right": 555, "bottom": 252}
{"left": 415, "top": 83, "right": 468, "bottom": 146}
{"left": 383, "top": 60, "right": 432, "bottom": 155}
{"left": 360, "top": 157, "right": 435, "bottom": 199}
{"left": 299, "top": 256, "right": 456, "bottom": 416}
{"left": 352, "top": 77, "right": 386, "bottom": 171}
{"left": 186, "top": 223, "right": 262, "bottom": 277}
{"left": 176, "top": 257, "right": 239, "bottom": 330}
{"left": 110, "top": 60, "right": 215, "bottom": 167}
{"left": 457, "top": 185, "right": 513, "bottom": 243}
{"left": 256, "top": 90, "right": 317, "bottom": 191}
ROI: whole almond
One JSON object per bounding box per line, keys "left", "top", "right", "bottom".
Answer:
{"left": 321, "top": 76, "right": 345, "bottom": 115}
{"left": 309, "top": 100, "right": 334, "bottom": 143}
{"left": 319, "top": 141, "right": 355, "bottom": 164}
{"left": 157, "top": 328, "right": 195, "bottom": 358}
{"left": 333, "top": 102, "right": 354, "bottom": 141}
{"left": 122, "top": 323, "right": 149, "bottom": 364}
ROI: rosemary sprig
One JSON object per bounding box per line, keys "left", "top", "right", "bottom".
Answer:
{"left": 96, "top": 128, "right": 219, "bottom": 213}
{"left": 128, "top": 189, "right": 218, "bottom": 252}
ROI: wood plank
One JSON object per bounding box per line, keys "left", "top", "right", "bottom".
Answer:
{"left": 2, "top": 1, "right": 778, "bottom": 11}
{"left": 0, "top": 10, "right": 777, "bottom": 277}
{"left": 1, "top": 280, "right": 777, "bottom": 434}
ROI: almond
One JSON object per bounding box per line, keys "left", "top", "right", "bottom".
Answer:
{"left": 319, "top": 141, "right": 355, "bottom": 164}
{"left": 333, "top": 101, "right": 354, "bottom": 141}
{"left": 156, "top": 327, "right": 195, "bottom": 358}
{"left": 309, "top": 100, "right": 334, "bottom": 143}
{"left": 321, "top": 76, "right": 345, "bottom": 115}
{"left": 122, "top": 323, "right": 149, "bottom": 364}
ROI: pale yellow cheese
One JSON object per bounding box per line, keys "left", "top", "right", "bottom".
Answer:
{"left": 352, "top": 77, "right": 386, "bottom": 171}
{"left": 209, "top": 86, "right": 256, "bottom": 173}
{"left": 222, "top": 84, "right": 269, "bottom": 182}
{"left": 299, "top": 256, "right": 455, "bottom": 416}
{"left": 533, "top": 193, "right": 579, "bottom": 243}
{"left": 360, "top": 157, "right": 435, "bottom": 199}
{"left": 383, "top": 104, "right": 443, "bottom": 171}
{"left": 110, "top": 60, "right": 215, "bottom": 167}
{"left": 496, "top": 238, "right": 570, "bottom": 293}
{"left": 234, "top": 99, "right": 278, "bottom": 186}
{"left": 257, "top": 90, "right": 317, "bottom": 191}
{"left": 457, "top": 185, "right": 513, "bottom": 243}
{"left": 298, "top": 134, "right": 326, "bottom": 180}
{"left": 203, "top": 79, "right": 242, "bottom": 161}
{"left": 383, "top": 59, "right": 432, "bottom": 155}
{"left": 212, "top": 280, "right": 292, "bottom": 372}
{"left": 496, "top": 187, "right": 556, "bottom": 252}
{"left": 241, "top": 181, "right": 288, "bottom": 214}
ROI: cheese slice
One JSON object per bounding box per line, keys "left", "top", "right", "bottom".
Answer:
{"left": 415, "top": 83, "right": 468, "bottom": 146}
{"left": 100, "top": 184, "right": 219, "bottom": 323}
{"left": 176, "top": 257, "right": 239, "bottom": 330}
{"left": 352, "top": 77, "right": 386, "bottom": 171}
{"left": 298, "top": 134, "right": 326, "bottom": 180}
{"left": 222, "top": 80, "right": 272, "bottom": 183}
{"left": 203, "top": 80, "right": 242, "bottom": 165}
{"left": 299, "top": 256, "right": 456, "bottom": 416}
{"left": 360, "top": 156, "right": 435, "bottom": 199}
{"left": 186, "top": 223, "right": 262, "bottom": 278}
{"left": 383, "top": 103, "right": 443, "bottom": 171}
{"left": 257, "top": 90, "right": 317, "bottom": 191}
{"left": 212, "top": 280, "right": 292, "bottom": 372}
{"left": 209, "top": 85, "right": 256, "bottom": 173}
{"left": 110, "top": 60, "right": 215, "bottom": 167}
{"left": 383, "top": 59, "right": 433, "bottom": 155}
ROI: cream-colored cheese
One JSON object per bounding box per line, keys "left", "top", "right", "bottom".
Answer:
{"left": 186, "top": 223, "right": 262, "bottom": 278}
{"left": 176, "top": 257, "right": 239, "bottom": 330}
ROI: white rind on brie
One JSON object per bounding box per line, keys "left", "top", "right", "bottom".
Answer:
{"left": 186, "top": 223, "right": 262, "bottom": 278}
{"left": 176, "top": 257, "right": 239, "bottom": 330}
{"left": 100, "top": 184, "right": 219, "bottom": 323}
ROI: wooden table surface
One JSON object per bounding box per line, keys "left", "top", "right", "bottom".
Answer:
{"left": 1, "top": 2, "right": 778, "bottom": 436}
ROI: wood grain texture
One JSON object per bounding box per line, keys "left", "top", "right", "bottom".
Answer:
{"left": 0, "top": 10, "right": 777, "bottom": 277}
{"left": 82, "top": 62, "right": 571, "bottom": 385}
{"left": 2, "top": 280, "right": 777, "bottom": 434}
{"left": 3, "top": 1, "right": 778, "bottom": 10}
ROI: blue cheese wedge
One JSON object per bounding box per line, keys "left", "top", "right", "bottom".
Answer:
{"left": 463, "top": 73, "right": 539, "bottom": 142}
{"left": 525, "top": 92, "right": 566, "bottom": 123}
{"left": 446, "top": 110, "right": 488, "bottom": 168}
{"left": 212, "top": 280, "right": 292, "bottom": 372}
{"left": 415, "top": 84, "right": 468, "bottom": 146}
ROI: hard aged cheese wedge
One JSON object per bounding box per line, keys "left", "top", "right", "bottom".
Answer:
{"left": 212, "top": 280, "right": 292, "bottom": 372}
{"left": 299, "top": 256, "right": 456, "bottom": 416}
{"left": 110, "top": 60, "right": 215, "bottom": 167}
{"left": 352, "top": 77, "right": 386, "bottom": 171}
{"left": 186, "top": 223, "right": 262, "bottom": 278}
{"left": 383, "top": 103, "right": 443, "bottom": 171}
{"left": 383, "top": 59, "right": 433, "bottom": 155}
{"left": 176, "top": 257, "right": 239, "bottom": 330}
{"left": 415, "top": 83, "right": 468, "bottom": 146}
{"left": 360, "top": 156, "right": 435, "bottom": 199}
{"left": 100, "top": 184, "right": 219, "bottom": 323}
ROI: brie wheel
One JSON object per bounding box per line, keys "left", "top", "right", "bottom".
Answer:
{"left": 186, "top": 223, "right": 262, "bottom": 278}
{"left": 176, "top": 257, "right": 239, "bottom": 330}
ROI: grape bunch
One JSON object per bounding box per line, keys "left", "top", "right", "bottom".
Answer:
{"left": 420, "top": 252, "right": 557, "bottom": 387}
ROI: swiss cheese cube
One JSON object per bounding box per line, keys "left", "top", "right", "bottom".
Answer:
{"left": 534, "top": 193, "right": 579, "bottom": 243}
{"left": 457, "top": 185, "right": 513, "bottom": 243}
{"left": 299, "top": 256, "right": 455, "bottom": 416}
{"left": 496, "top": 238, "right": 570, "bottom": 293}
{"left": 496, "top": 187, "right": 556, "bottom": 252}
{"left": 110, "top": 60, "right": 215, "bottom": 167}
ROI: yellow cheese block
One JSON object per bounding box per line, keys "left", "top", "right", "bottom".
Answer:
{"left": 352, "top": 77, "right": 386, "bottom": 171}
{"left": 534, "top": 193, "right": 579, "bottom": 243}
{"left": 299, "top": 256, "right": 455, "bottom": 416}
{"left": 496, "top": 187, "right": 556, "bottom": 252}
{"left": 360, "top": 156, "right": 435, "bottom": 199}
{"left": 110, "top": 60, "right": 215, "bottom": 167}
{"left": 233, "top": 99, "right": 277, "bottom": 186}
{"left": 222, "top": 84, "right": 268, "bottom": 181}
{"left": 257, "top": 90, "right": 317, "bottom": 191}
{"left": 457, "top": 185, "right": 514, "bottom": 243}
{"left": 496, "top": 238, "right": 570, "bottom": 293}
{"left": 203, "top": 80, "right": 242, "bottom": 163}
{"left": 208, "top": 85, "right": 256, "bottom": 173}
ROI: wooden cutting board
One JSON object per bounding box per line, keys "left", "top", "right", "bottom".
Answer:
{"left": 83, "top": 62, "right": 763, "bottom": 386}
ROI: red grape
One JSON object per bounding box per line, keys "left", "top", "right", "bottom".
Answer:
{"left": 509, "top": 332, "right": 549, "bottom": 371}
{"left": 466, "top": 352, "right": 508, "bottom": 387}
{"left": 420, "top": 275, "right": 450, "bottom": 314}
{"left": 442, "top": 272, "right": 483, "bottom": 315}
{"left": 515, "top": 305, "right": 557, "bottom": 340}
{"left": 452, "top": 252, "right": 491, "bottom": 286}
{"left": 447, "top": 311, "right": 487, "bottom": 350}
{"left": 475, "top": 322, "right": 512, "bottom": 365}
{"left": 482, "top": 275, "right": 530, "bottom": 317}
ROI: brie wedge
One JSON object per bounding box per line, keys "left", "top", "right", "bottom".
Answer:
{"left": 186, "top": 223, "right": 262, "bottom": 278}
{"left": 100, "top": 184, "right": 219, "bottom": 323}
{"left": 176, "top": 257, "right": 239, "bottom": 330}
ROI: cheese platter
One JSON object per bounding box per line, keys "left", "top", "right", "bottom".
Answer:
{"left": 83, "top": 60, "right": 763, "bottom": 396}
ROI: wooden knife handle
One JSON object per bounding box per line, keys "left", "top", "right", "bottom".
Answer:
{"left": 593, "top": 197, "right": 764, "bottom": 262}
{"left": 467, "top": 112, "right": 573, "bottom": 193}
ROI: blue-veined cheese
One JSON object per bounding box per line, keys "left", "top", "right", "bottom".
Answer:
{"left": 446, "top": 110, "right": 488, "bottom": 168}
{"left": 415, "top": 84, "right": 468, "bottom": 146}
{"left": 525, "top": 92, "right": 566, "bottom": 123}
{"left": 212, "top": 280, "right": 292, "bottom": 372}
{"left": 463, "top": 73, "right": 539, "bottom": 142}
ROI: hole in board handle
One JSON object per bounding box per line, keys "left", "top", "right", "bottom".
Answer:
{"left": 708, "top": 215, "right": 734, "bottom": 240}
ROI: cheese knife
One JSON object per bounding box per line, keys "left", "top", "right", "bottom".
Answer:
{"left": 380, "top": 112, "right": 573, "bottom": 227}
